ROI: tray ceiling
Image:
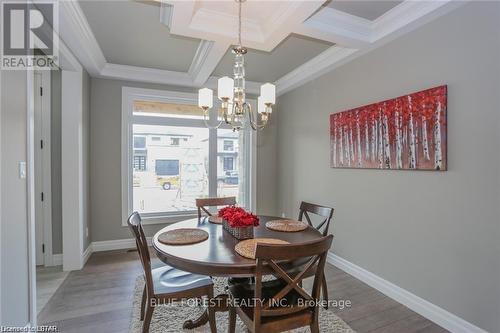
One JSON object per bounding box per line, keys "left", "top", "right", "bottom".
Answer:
{"left": 61, "top": 0, "right": 462, "bottom": 95}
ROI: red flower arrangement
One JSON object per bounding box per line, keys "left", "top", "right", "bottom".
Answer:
{"left": 218, "top": 206, "right": 259, "bottom": 228}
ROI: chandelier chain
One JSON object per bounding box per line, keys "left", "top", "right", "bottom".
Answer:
{"left": 238, "top": 0, "right": 242, "bottom": 47}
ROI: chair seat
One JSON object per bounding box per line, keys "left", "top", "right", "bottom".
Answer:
{"left": 152, "top": 265, "right": 213, "bottom": 295}
{"left": 229, "top": 279, "right": 313, "bottom": 329}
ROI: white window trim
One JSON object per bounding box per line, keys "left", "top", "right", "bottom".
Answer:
{"left": 121, "top": 86, "right": 256, "bottom": 226}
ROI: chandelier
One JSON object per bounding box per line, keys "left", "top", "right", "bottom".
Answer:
{"left": 198, "top": 0, "right": 276, "bottom": 131}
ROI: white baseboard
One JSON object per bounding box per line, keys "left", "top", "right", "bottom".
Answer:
{"left": 82, "top": 245, "right": 92, "bottom": 265}
{"left": 90, "top": 237, "right": 152, "bottom": 252}
{"left": 327, "top": 252, "right": 488, "bottom": 333}
{"left": 52, "top": 254, "right": 63, "bottom": 266}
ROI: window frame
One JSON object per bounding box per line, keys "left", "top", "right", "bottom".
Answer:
{"left": 121, "top": 86, "right": 256, "bottom": 226}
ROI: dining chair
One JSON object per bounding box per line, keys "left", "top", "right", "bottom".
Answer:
{"left": 196, "top": 196, "right": 236, "bottom": 220}
{"left": 127, "top": 212, "right": 217, "bottom": 333}
{"left": 298, "top": 201, "right": 334, "bottom": 236}
{"left": 298, "top": 201, "right": 334, "bottom": 309}
{"left": 228, "top": 235, "right": 334, "bottom": 333}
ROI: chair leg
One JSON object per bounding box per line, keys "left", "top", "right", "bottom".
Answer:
{"left": 140, "top": 285, "right": 146, "bottom": 321}
{"left": 228, "top": 306, "right": 236, "bottom": 333}
{"left": 142, "top": 304, "right": 154, "bottom": 333}
{"left": 321, "top": 274, "right": 329, "bottom": 309}
{"left": 207, "top": 290, "right": 217, "bottom": 333}
{"left": 310, "top": 321, "right": 320, "bottom": 333}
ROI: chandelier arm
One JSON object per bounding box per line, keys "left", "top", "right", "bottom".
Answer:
{"left": 203, "top": 108, "right": 224, "bottom": 129}
{"left": 247, "top": 105, "right": 268, "bottom": 131}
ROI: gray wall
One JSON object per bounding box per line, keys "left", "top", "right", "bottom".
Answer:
{"left": 50, "top": 69, "right": 62, "bottom": 254}
{"left": 82, "top": 70, "right": 91, "bottom": 250}
{"left": 1, "top": 70, "right": 30, "bottom": 325}
{"left": 276, "top": 3, "right": 500, "bottom": 332}
{"left": 90, "top": 78, "right": 278, "bottom": 242}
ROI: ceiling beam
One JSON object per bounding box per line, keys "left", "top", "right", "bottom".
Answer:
{"left": 295, "top": 7, "right": 372, "bottom": 49}
{"left": 188, "top": 40, "right": 230, "bottom": 86}
{"left": 58, "top": 1, "right": 106, "bottom": 76}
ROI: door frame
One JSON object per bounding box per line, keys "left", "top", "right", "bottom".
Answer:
{"left": 27, "top": 41, "right": 85, "bottom": 326}
{"left": 34, "top": 70, "right": 54, "bottom": 267}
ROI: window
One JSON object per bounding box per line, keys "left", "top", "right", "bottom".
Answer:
{"left": 155, "top": 159, "right": 179, "bottom": 176}
{"left": 133, "top": 156, "right": 147, "bottom": 171}
{"left": 134, "top": 136, "right": 146, "bottom": 148}
{"left": 123, "top": 87, "right": 255, "bottom": 224}
{"left": 217, "top": 129, "right": 240, "bottom": 198}
{"left": 223, "top": 140, "right": 234, "bottom": 151}
{"left": 223, "top": 157, "right": 234, "bottom": 171}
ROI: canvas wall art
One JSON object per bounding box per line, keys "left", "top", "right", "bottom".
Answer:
{"left": 330, "top": 85, "right": 447, "bottom": 170}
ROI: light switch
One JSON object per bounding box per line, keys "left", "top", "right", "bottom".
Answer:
{"left": 19, "top": 162, "right": 26, "bottom": 179}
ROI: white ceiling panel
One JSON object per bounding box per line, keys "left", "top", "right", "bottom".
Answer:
{"left": 214, "top": 35, "right": 332, "bottom": 83}
{"left": 327, "top": 0, "right": 402, "bottom": 20}
{"left": 79, "top": 0, "right": 201, "bottom": 72}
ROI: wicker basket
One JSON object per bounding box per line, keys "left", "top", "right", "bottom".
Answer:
{"left": 223, "top": 219, "right": 254, "bottom": 240}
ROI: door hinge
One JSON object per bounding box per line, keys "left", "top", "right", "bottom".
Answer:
{"left": 40, "top": 139, "right": 44, "bottom": 149}
{"left": 40, "top": 86, "right": 43, "bottom": 96}
{"left": 42, "top": 244, "right": 45, "bottom": 253}
{"left": 41, "top": 192, "right": 44, "bottom": 202}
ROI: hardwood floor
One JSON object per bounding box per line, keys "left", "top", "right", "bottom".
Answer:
{"left": 36, "top": 265, "right": 69, "bottom": 315}
{"left": 38, "top": 249, "right": 449, "bottom": 333}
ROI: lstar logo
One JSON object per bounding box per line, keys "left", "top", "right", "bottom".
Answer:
{"left": 1, "top": 1, "right": 59, "bottom": 70}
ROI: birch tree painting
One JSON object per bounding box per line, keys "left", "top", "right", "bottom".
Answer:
{"left": 330, "top": 85, "right": 447, "bottom": 170}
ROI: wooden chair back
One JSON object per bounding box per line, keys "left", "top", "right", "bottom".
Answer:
{"left": 196, "top": 197, "right": 236, "bottom": 219}
{"left": 127, "top": 212, "right": 154, "bottom": 297}
{"left": 253, "top": 235, "right": 334, "bottom": 321}
{"left": 298, "top": 202, "right": 334, "bottom": 236}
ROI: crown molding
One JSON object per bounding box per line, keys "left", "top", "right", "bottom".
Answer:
{"left": 100, "top": 63, "right": 193, "bottom": 87}
{"left": 159, "top": 2, "right": 173, "bottom": 29}
{"left": 276, "top": 46, "right": 358, "bottom": 96}
{"left": 58, "top": 1, "right": 106, "bottom": 75}
{"left": 188, "top": 40, "right": 214, "bottom": 78}
{"left": 99, "top": 63, "right": 262, "bottom": 95}
{"left": 371, "top": 0, "right": 464, "bottom": 41}
{"left": 188, "top": 40, "right": 230, "bottom": 86}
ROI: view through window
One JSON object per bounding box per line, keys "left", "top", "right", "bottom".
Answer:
{"left": 131, "top": 99, "right": 243, "bottom": 216}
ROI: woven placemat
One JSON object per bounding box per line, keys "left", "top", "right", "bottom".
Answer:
{"left": 266, "top": 219, "right": 308, "bottom": 232}
{"left": 235, "top": 238, "right": 290, "bottom": 259}
{"left": 208, "top": 216, "right": 223, "bottom": 224}
{"left": 158, "top": 228, "right": 209, "bottom": 245}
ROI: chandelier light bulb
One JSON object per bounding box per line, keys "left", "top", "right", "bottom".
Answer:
{"left": 260, "top": 83, "right": 276, "bottom": 105}
{"left": 218, "top": 76, "right": 234, "bottom": 100}
{"left": 198, "top": 88, "right": 213, "bottom": 109}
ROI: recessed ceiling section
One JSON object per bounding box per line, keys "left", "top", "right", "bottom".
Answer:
{"left": 213, "top": 35, "right": 333, "bottom": 83}
{"left": 327, "top": 1, "right": 402, "bottom": 20}
{"left": 79, "top": 0, "right": 201, "bottom": 72}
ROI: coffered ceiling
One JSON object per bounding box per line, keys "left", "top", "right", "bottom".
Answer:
{"left": 59, "top": 0, "right": 463, "bottom": 96}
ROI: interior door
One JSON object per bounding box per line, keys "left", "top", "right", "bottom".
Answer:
{"left": 34, "top": 72, "right": 44, "bottom": 266}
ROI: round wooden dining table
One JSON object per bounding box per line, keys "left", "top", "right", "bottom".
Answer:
{"left": 152, "top": 215, "right": 323, "bottom": 328}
